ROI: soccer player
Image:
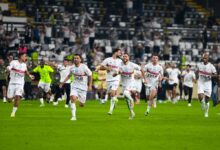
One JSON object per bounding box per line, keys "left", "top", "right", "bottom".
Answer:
{"left": 0, "top": 58, "right": 7, "bottom": 102}
{"left": 99, "top": 48, "right": 122, "bottom": 115}
{"left": 141, "top": 54, "right": 163, "bottom": 116}
{"left": 33, "top": 59, "right": 54, "bottom": 106}
{"left": 6, "top": 53, "right": 34, "bottom": 117}
{"left": 48, "top": 59, "right": 72, "bottom": 108}
{"left": 183, "top": 64, "right": 196, "bottom": 107}
{"left": 114, "top": 53, "right": 141, "bottom": 119}
{"left": 60, "top": 54, "right": 92, "bottom": 121}
{"left": 197, "top": 53, "right": 217, "bottom": 117}
{"left": 167, "top": 64, "right": 181, "bottom": 103}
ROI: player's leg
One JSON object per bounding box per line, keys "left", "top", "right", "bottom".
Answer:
{"left": 145, "top": 87, "right": 157, "bottom": 116}
{"left": 108, "top": 82, "right": 119, "bottom": 115}
{"left": 78, "top": 90, "right": 87, "bottom": 107}
{"left": 188, "top": 87, "right": 193, "bottom": 106}
{"left": 123, "top": 89, "right": 135, "bottom": 119}
{"left": 69, "top": 88, "right": 78, "bottom": 121}
{"left": 10, "top": 85, "right": 23, "bottom": 117}
{"left": 64, "top": 83, "right": 71, "bottom": 108}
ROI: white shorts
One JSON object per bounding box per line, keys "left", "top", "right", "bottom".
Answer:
{"left": 133, "top": 80, "right": 142, "bottom": 93}
{"left": 38, "top": 81, "right": 51, "bottom": 93}
{"left": 107, "top": 80, "right": 120, "bottom": 92}
{"left": 7, "top": 83, "right": 24, "bottom": 99}
{"left": 70, "top": 87, "right": 87, "bottom": 104}
{"left": 198, "top": 82, "right": 212, "bottom": 97}
{"left": 145, "top": 85, "right": 158, "bottom": 96}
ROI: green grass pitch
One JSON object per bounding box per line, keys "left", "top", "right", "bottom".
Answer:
{"left": 0, "top": 99, "right": 220, "bottom": 150}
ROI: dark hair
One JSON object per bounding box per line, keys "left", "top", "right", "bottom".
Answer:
{"left": 112, "top": 48, "right": 121, "bottom": 54}
{"left": 151, "top": 53, "right": 159, "bottom": 58}
{"left": 187, "top": 64, "right": 191, "bottom": 67}
{"left": 18, "top": 52, "right": 26, "bottom": 58}
{"left": 74, "top": 54, "right": 82, "bottom": 59}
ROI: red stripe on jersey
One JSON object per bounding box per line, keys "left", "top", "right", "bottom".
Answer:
{"left": 122, "top": 72, "right": 133, "bottom": 75}
{"left": 108, "top": 65, "right": 118, "bottom": 69}
{"left": 199, "top": 71, "right": 210, "bottom": 76}
{"left": 74, "top": 74, "right": 85, "bottom": 76}
{"left": 147, "top": 69, "right": 159, "bottom": 76}
{"left": 11, "top": 68, "right": 26, "bottom": 74}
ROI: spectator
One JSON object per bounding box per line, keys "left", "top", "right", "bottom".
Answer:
{"left": 169, "top": 32, "right": 182, "bottom": 55}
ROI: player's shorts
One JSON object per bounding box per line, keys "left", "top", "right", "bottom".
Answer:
{"left": 198, "top": 81, "right": 212, "bottom": 97}
{"left": 133, "top": 80, "right": 142, "bottom": 93}
{"left": 107, "top": 80, "right": 120, "bottom": 92}
{"left": 70, "top": 86, "right": 87, "bottom": 104}
{"left": 7, "top": 83, "right": 24, "bottom": 98}
{"left": 145, "top": 85, "right": 158, "bottom": 96}
{"left": 0, "top": 79, "right": 7, "bottom": 87}
{"left": 38, "top": 81, "right": 51, "bottom": 93}
{"left": 97, "top": 81, "right": 107, "bottom": 90}
{"left": 167, "top": 83, "right": 177, "bottom": 90}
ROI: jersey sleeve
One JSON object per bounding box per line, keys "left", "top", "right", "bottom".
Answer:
{"left": 48, "top": 66, "right": 54, "bottom": 73}
{"left": 7, "top": 60, "right": 15, "bottom": 71}
{"left": 211, "top": 64, "right": 217, "bottom": 74}
{"left": 84, "top": 65, "right": 92, "bottom": 76}
{"left": 33, "top": 66, "right": 39, "bottom": 72}
{"left": 132, "top": 62, "right": 141, "bottom": 70}
{"left": 101, "top": 58, "right": 109, "bottom": 66}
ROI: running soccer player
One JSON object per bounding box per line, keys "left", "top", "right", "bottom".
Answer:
{"left": 183, "top": 64, "right": 196, "bottom": 107}
{"left": 167, "top": 64, "right": 181, "bottom": 103}
{"left": 99, "top": 48, "right": 122, "bottom": 115}
{"left": 196, "top": 53, "right": 217, "bottom": 117}
{"left": 60, "top": 54, "right": 92, "bottom": 121}
{"left": 48, "top": 58, "right": 72, "bottom": 108}
{"left": 33, "top": 59, "right": 54, "bottom": 107}
{"left": 113, "top": 53, "right": 141, "bottom": 119}
{"left": 7, "top": 53, "right": 34, "bottom": 117}
{"left": 141, "top": 54, "right": 163, "bottom": 116}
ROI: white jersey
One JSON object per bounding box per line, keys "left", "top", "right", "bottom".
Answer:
{"left": 168, "top": 68, "right": 181, "bottom": 84}
{"left": 143, "top": 63, "right": 163, "bottom": 87}
{"left": 71, "top": 64, "right": 92, "bottom": 91}
{"left": 183, "top": 70, "right": 196, "bottom": 88}
{"left": 7, "top": 60, "right": 27, "bottom": 85}
{"left": 57, "top": 64, "right": 71, "bottom": 83}
{"left": 101, "top": 57, "right": 122, "bottom": 82}
{"left": 197, "top": 62, "right": 216, "bottom": 84}
{"left": 119, "top": 61, "right": 141, "bottom": 88}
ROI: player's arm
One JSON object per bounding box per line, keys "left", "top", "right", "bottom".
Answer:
{"left": 141, "top": 68, "right": 148, "bottom": 84}
{"left": 88, "top": 75, "right": 93, "bottom": 91}
{"left": 59, "top": 73, "right": 71, "bottom": 88}
{"left": 26, "top": 70, "right": 35, "bottom": 80}
{"left": 86, "top": 67, "right": 93, "bottom": 91}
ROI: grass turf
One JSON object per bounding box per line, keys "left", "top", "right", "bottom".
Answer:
{"left": 0, "top": 99, "right": 220, "bottom": 150}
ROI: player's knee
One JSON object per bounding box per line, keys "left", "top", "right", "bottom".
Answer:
{"left": 124, "top": 90, "right": 130, "bottom": 97}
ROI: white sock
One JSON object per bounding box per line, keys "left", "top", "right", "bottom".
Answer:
{"left": 205, "top": 102, "right": 209, "bottom": 114}
{"left": 109, "top": 98, "right": 115, "bottom": 112}
{"left": 70, "top": 103, "right": 76, "bottom": 117}
{"left": 201, "top": 98, "right": 205, "bottom": 111}
{"left": 95, "top": 94, "right": 99, "bottom": 100}
{"left": 124, "top": 90, "right": 134, "bottom": 110}
{"left": 146, "top": 105, "right": 151, "bottom": 113}
{"left": 12, "top": 107, "right": 17, "bottom": 113}
{"left": 104, "top": 94, "right": 108, "bottom": 101}
{"left": 40, "top": 98, "right": 44, "bottom": 104}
